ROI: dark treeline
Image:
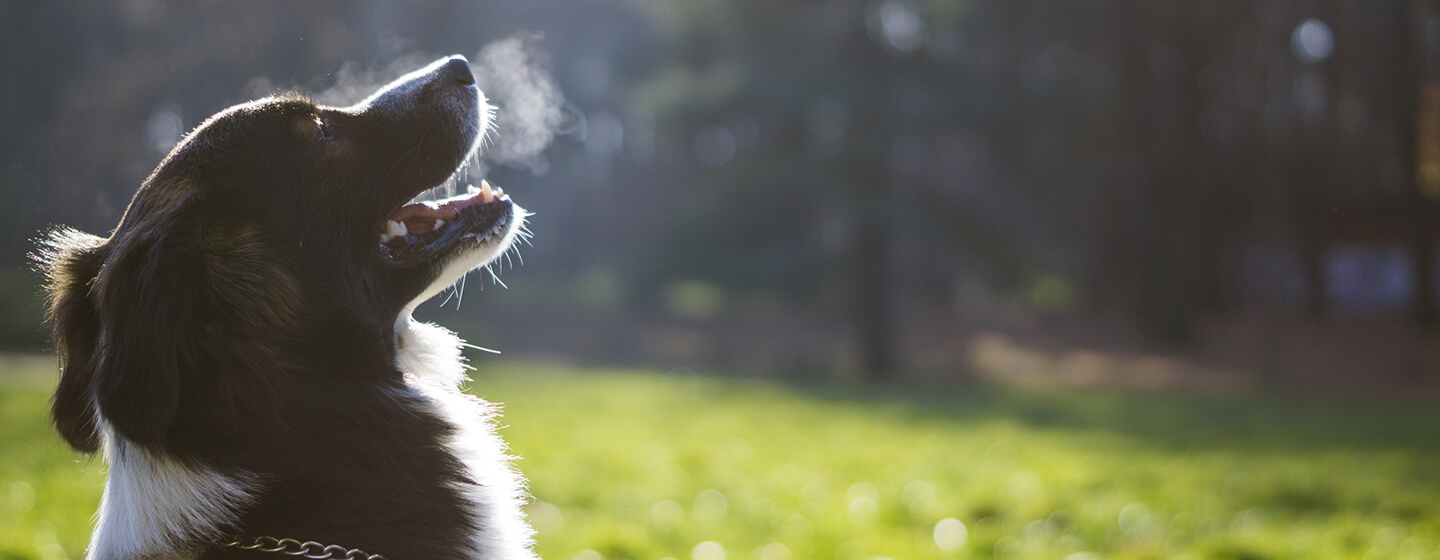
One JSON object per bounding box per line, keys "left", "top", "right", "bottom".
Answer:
{"left": 2, "top": 0, "right": 1437, "bottom": 389}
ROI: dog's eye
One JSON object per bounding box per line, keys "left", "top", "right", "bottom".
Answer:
{"left": 315, "top": 116, "right": 333, "bottom": 142}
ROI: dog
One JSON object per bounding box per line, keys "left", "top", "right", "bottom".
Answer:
{"left": 36, "top": 55, "right": 535, "bottom": 560}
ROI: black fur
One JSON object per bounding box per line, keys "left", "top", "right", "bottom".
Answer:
{"left": 42, "top": 229, "right": 108, "bottom": 453}
{"left": 37, "top": 57, "right": 507, "bottom": 560}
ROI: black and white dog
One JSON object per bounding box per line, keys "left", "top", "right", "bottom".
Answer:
{"left": 38, "top": 56, "right": 535, "bottom": 560}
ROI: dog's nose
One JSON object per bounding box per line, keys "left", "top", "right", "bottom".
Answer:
{"left": 442, "top": 56, "right": 475, "bottom": 86}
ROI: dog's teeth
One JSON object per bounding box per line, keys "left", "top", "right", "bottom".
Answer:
{"left": 495, "top": 187, "right": 505, "bottom": 198}
{"left": 467, "top": 185, "right": 480, "bottom": 195}
{"left": 385, "top": 220, "right": 407, "bottom": 238}
{"left": 481, "top": 188, "right": 495, "bottom": 203}
{"left": 380, "top": 233, "right": 391, "bottom": 243}
{"left": 434, "top": 219, "right": 446, "bottom": 230}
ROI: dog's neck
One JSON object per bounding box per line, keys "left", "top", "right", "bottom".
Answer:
{"left": 393, "top": 311, "right": 469, "bottom": 388}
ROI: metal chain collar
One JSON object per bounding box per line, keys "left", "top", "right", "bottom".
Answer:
{"left": 216, "top": 536, "right": 387, "bottom": 560}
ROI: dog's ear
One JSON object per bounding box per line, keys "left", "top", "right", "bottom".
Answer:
{"left": 91, "top": 207, "right": 302, "bottom": 449}
{"left": 37, "top": 228, "right": 110, "bottom": 453}
{"left": 87, "top": 224, "right": 199, "bottom": 449}
{"left": 43, "top": 192, "right": 303, "bottom": 451}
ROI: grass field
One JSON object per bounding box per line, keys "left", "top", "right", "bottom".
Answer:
{"left": 3, "top": 357, "right": 1440, "bottom": 560}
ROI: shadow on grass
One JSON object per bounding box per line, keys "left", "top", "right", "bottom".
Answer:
{"left": 768, "top": 373, "right": 1440, "bottom": 454}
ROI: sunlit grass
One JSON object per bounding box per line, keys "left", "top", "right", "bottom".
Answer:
{"left": 0, "top": 358, "right": 105, "bottom": 560}
{"left": 4, "top": 358, "right": 1440, "bottom": 560}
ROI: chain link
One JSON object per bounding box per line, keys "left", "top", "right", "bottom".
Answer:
{"left": 217, "top": 535, "right": 387, "bottom": 560}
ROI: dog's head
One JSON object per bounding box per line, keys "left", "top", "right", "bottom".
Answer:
{"left": 38, "top": 56, "right": 524, "bottom": 452}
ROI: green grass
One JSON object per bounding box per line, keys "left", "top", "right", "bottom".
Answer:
{"left": 4, "top": 358, "right": 1440, "bottom": 560}
{"left": 0, "top": 357, "right": 105, "bottom": 560}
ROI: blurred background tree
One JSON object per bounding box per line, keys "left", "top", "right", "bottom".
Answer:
{"left": 2, "top": 0, "right": 1439, "bottom": 396}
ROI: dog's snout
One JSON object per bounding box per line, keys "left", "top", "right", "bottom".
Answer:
{"left": 443, "top": 56, "right": 475, "bottom": 86}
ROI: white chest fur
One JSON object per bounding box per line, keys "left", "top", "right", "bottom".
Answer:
{"left": 394, "top": 315, "right": 537, "bottom": 560}
{"left": 89, "top": 432, "right": 257, "bottom": 560}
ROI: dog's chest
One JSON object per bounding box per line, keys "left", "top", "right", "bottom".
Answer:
{"left": 393, "top": 317, "right": 536, "bottom": 560}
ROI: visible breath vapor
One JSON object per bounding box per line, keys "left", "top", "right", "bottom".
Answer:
{"left": 313, "top": 35, "right": 569, "bottom": 181}
{"left": 315, "top": 52, "right": 431, "bottom": 108}
{"left": 470, "top": 35, "right": 569, "bottom": 176}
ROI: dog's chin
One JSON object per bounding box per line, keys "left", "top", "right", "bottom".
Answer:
{"left": 399, "top": 202, "right": 526, "bottom": 315}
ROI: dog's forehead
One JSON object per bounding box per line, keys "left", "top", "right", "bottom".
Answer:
{"left": 139, "top": 97, "right": 318, "bottom": 198}
{"left": 158, "top": 97, "right": 316, "bottom": 167}
{"left": 207, "top": 97, "right": 315, "bottom": 134}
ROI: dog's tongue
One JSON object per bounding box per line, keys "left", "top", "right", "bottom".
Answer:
{"left": 388, "top": 182, "right": 504, "bottom": 236}
{"left": 390, "top": 203, "right": 452, "bottom": 236}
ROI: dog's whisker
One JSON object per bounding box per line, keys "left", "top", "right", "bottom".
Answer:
{"left": 456, "top": 271, "right": 467, "bottom": 309}
{"left": 379, "top": 132, "right": 428, "bottom": 188}
{"left": 485, "top": 264, "right": 508, "bottom": 289}
{"left": 458, "top": 341, "right": 501, "bottom": 354}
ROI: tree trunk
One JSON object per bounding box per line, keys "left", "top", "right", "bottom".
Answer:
{"left": 848, "top": 27, "right": 898, "bottom": 383}
{"left": 855, "top": 204, "right": 893, "bottom": 382}
{"left": 1399, "top": 0, "right": 1438, "bottom": 329}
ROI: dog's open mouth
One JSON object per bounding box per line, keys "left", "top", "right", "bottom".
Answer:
{"left": 379, "top": 181, "right": 513, "bottom": 267}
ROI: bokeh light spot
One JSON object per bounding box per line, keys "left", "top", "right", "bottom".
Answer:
{"left": 758, "top": 542, "right": 791, "bottom": 560}
{"left": 147, "top": 104, "right": 185, "bottom": 155}
{"left": 584, "top": 112, "right": 624, "bottom": 157}
{"left": 650, "top": 499, "right": 685, "bottom": 529}
{"left": 9, "top": 481, "right": 36, "bottom": 514}
{"left": 694, "top": 489, "right": 729, "bottom": 522}
{"left": 847, "top": 496, "right": 879, "bottom": 527}
{"left": 1118, "top": 503, "right": 1150, "bottom": 535}
{"left": 847, "top": 481, "right": 880, "bottom": 502}
{"left": 836, "top": 541, "right": 866, "bottom": 560}
{"left": 933, "top": 517, "right": 968, "bottom": 551}
{"left": 779, "top": 513, "right": 813, "bottom": 544}
{"left": 1291, "top": 19, "right": 1334, "bottom": 63}
{"left": 870, "top": 0, "right": 925, "bottom": 52}
{"left": 692, "top": 540, "right": 726, "bottom": 560}
{"left": 694, "top": 125, "right": 736, "bottom": 166}
{"left": 41, "top": 544, "right": 67, "bottom": 560}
